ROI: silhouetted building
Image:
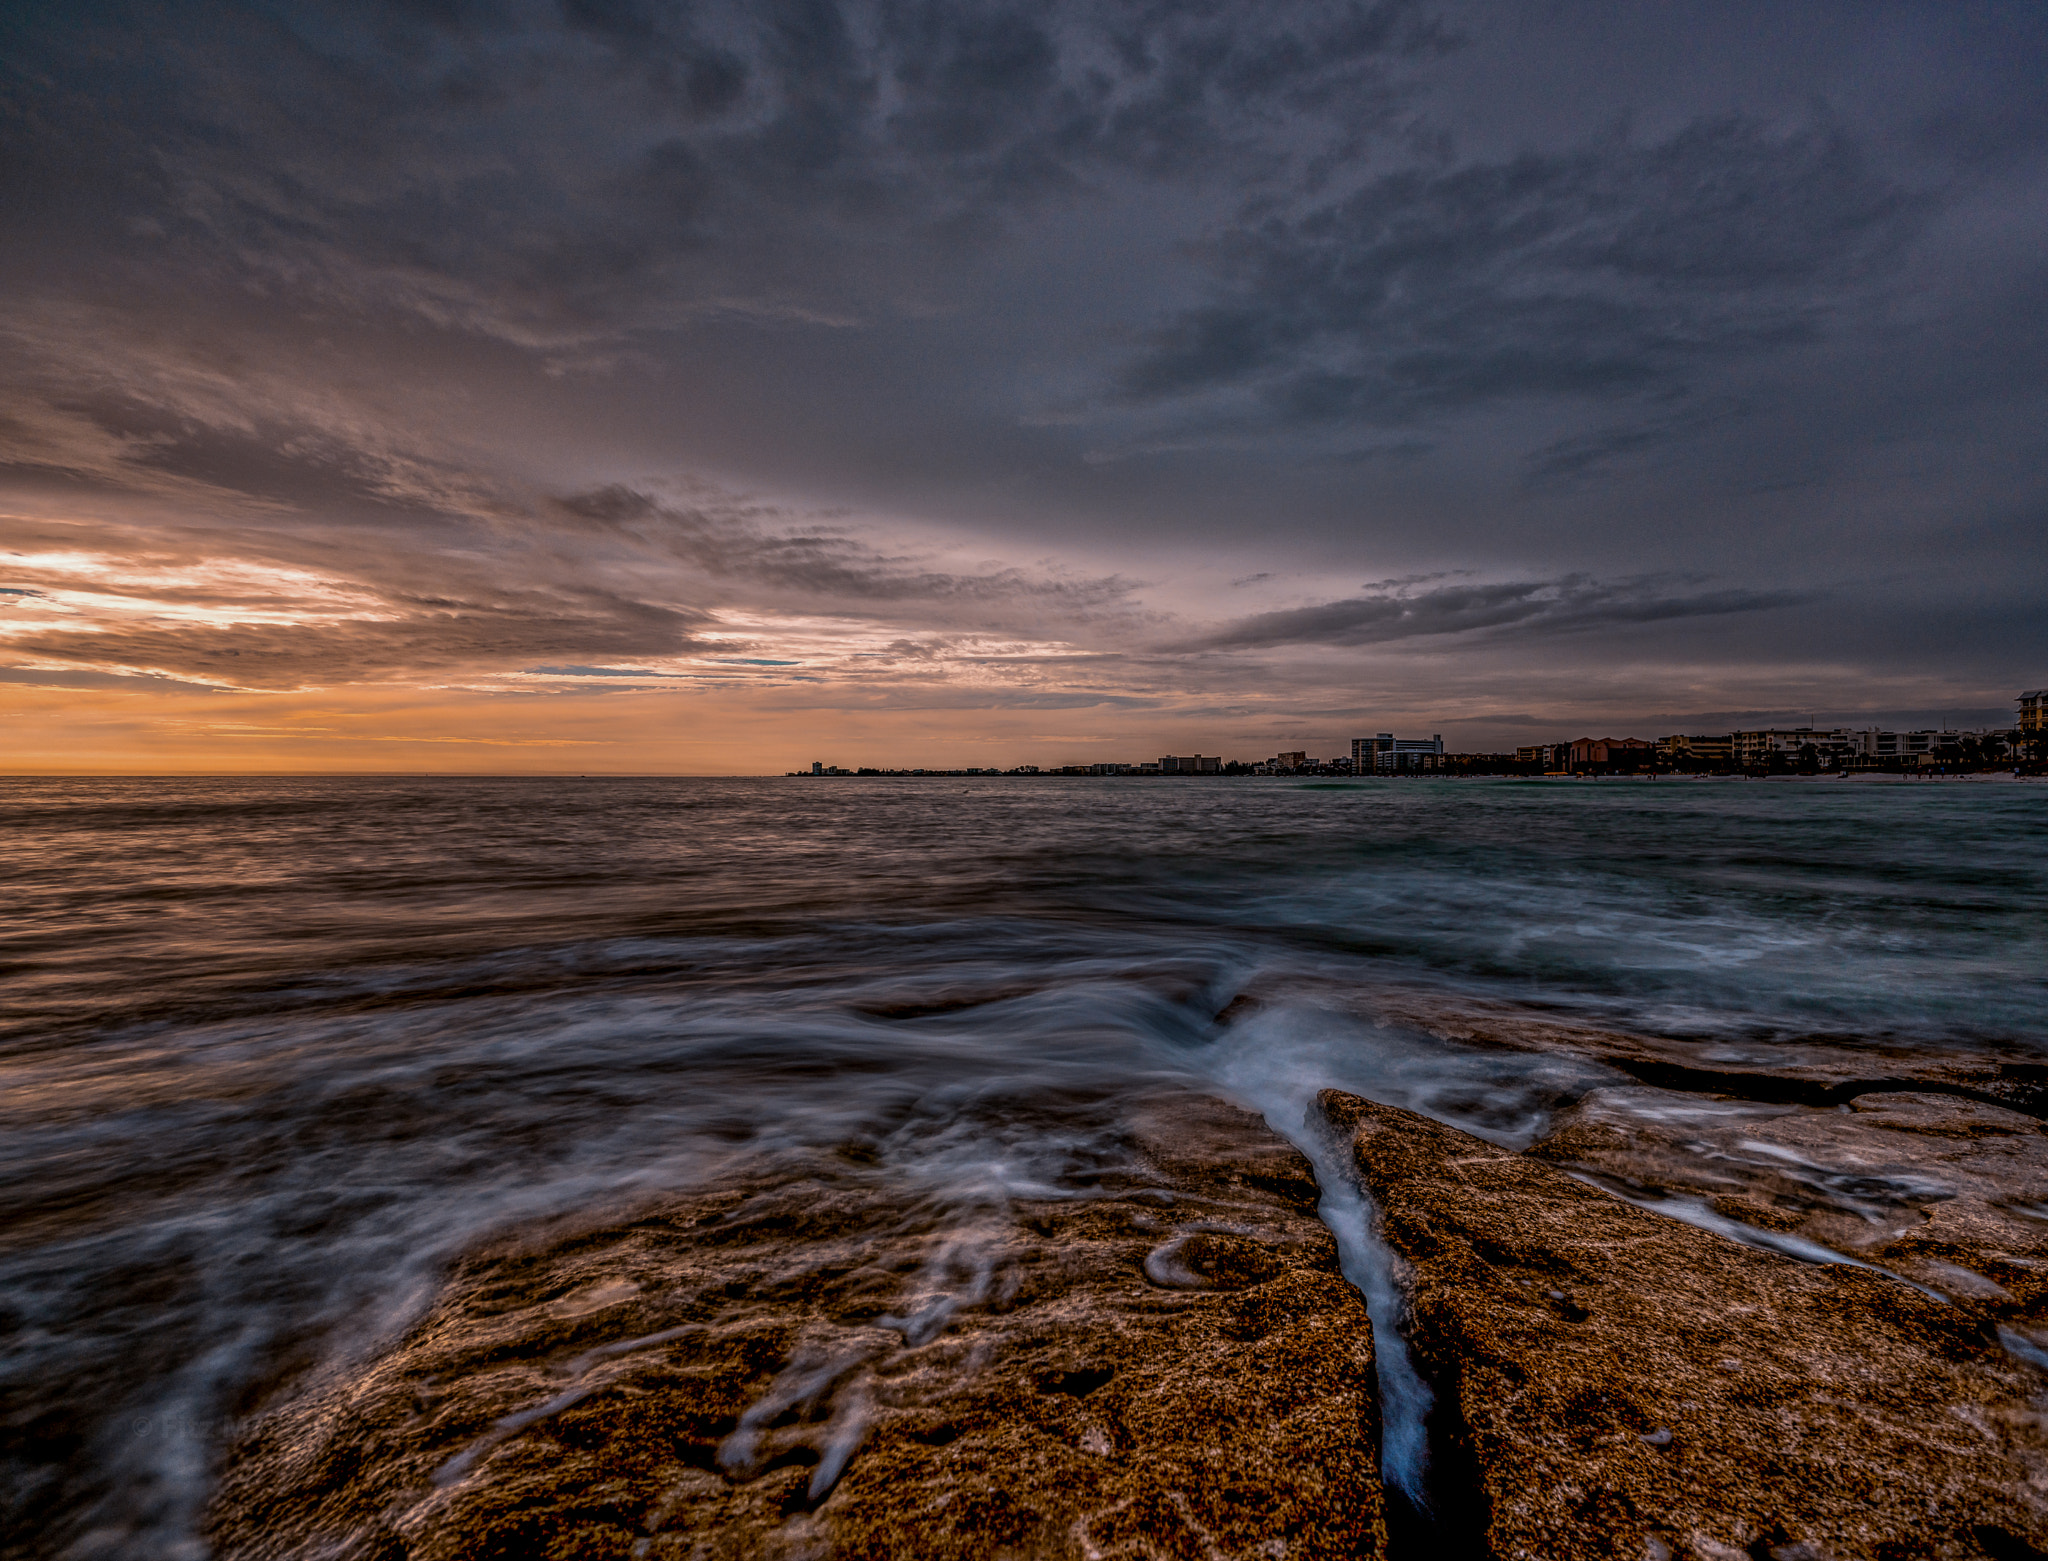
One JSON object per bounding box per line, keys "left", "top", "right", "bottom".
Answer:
{"left": 1564, "top": 737, "right": 1653, "bottom": 769}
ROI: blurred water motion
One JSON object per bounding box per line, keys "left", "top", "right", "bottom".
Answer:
{"left": 2, "top": 775, "right": 2043, "bottom": 1557}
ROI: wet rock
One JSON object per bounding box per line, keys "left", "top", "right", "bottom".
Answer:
{"left": 1529, "top": 1086, "right": 2048, "bottom": 1340}
{"left": 1362, "top": 990, "right": 2048, "bottom": 1120}
{"left": 206, "top": 1093, "right": 1385, "bottom": 1560}
{"left": 1319, "top": 1089, "right": 2048, "bottom": 1561}
{"left": 1226, "top": 975, "right": 2048, "bottom": 1119}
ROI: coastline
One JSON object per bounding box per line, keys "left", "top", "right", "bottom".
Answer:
{"left": 201, "top": 996, "right": 2048, "bottom": 1560}
{"left": 10, "top": 776, "right": 2043, "bottom": 1559}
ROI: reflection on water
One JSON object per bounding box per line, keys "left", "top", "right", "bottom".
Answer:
{"left": 2, "top": 776, "right": 2042, "bottom": 1557}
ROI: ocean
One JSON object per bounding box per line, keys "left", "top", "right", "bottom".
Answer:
{"left": 3, "top": 775, "right": 2044, "bottom": 1557}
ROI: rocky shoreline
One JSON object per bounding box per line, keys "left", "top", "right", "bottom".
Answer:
{"left": 1323, "top": 1088, "right": 2046, "bottom": 1560}
{"left": 206, "top": 1095, "right": 1386, "bottom": 1560}
{"left": 206, "top": 1020, "right": 2048, "bottom": 1560}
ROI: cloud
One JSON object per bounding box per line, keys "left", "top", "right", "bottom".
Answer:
{"left": 1, "top": 581, "right": 712, "bottom": 690}
{"left": 1119, "top": 116, "right": 1927, "bottom": 424}
{"left": 1520, "top": 398, "right": 1748, "bottom": 488}
{"left": 0, "top": 666, "right": 225, "bottom": 692}
{"left": 1, "top": 0, "right": 1456, "bottom": 353}
{"left": 2, "top": 0, "right": 2044, "bottom": 761}
{"left": 550, "top": 485, "right": 1141, "bottom": 622}
{"left": 526, "top": 665, "right": 703, "bottom": 679}
{"left": 0, "top": 477, "right": 1145, "bottom": 693}
{"left": 0, "top": 300, "right": 517, "bottom": 524}
{"left": 1190, "top": 574, "right": 1817, "bottom": 650}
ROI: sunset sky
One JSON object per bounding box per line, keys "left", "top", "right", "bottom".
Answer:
{"left": 4, "top": 0, "right": 2045, "bottom": 773}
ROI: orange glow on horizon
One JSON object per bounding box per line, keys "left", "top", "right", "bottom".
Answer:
{"left": 1, "top": 680, "right": 1240, "bottom": 776}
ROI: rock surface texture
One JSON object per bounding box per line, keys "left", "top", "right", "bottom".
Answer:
{"left": 1227, "top": 975, "right": 2048, "bottom": 1119}
{"left": 206, "top": 1094, "right": 1386, "bottom": 1560}
{"left": 1530, "top": 1085, "right": 2048, "bottom": 1350}
{"left": 1320, "top": 1088, "right": 2048, "bottom": 1561}
{"left": 1377, "top": 989, "right": 2048, "bottom": 1120}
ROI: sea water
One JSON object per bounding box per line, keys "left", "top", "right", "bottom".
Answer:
{"left": 3, "top": 775, "right": 2044, "bottom": 1556}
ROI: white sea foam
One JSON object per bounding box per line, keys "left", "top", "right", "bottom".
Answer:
{"left": 1194, "top": 999, "right": 1585, "bottom": 1508}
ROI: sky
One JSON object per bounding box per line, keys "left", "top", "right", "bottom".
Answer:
{"left": 3, "top": 0, "right": 2045, "bottom": 773}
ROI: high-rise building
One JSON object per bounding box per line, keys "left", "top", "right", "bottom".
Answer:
{"left": 1351, "top": 733, "right": 1443, "bottom": 772}
{"left": 2022, "top": 690, "right": 2045, "bottom": 735}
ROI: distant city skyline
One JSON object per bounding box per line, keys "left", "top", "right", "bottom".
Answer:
{"left": 793, "top": 706, "right": 2038, "bottom": 775}
{"left": 4, "top": 2, "right": 2045, "bottom": 772}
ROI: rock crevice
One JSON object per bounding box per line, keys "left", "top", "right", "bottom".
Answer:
{"left": 1317, "top": 1088, "right": 2048, "bottom": 1561}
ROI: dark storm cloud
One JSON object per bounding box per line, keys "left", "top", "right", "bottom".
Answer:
{"left": 2, "top": 0, "right": 2046, "bottom": 733}
{"left": 1193, "top": 574, "right": 1816, "bottom": 651}
{"left": 0, "top": 0, "right": 1454, "bottom": 353}
{"left": 1120, "top": 117, "right": 1924, "bottom": 423}
{"left": 1519, "top": 399, "right": 1746, "bottom": 488}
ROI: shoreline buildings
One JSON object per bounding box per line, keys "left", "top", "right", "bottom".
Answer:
{"left": 795, "top": 692, "right": 2046, "bottom": 777}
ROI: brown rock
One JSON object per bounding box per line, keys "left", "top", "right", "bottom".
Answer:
{"left": 206, "top": 1093, "right": 1386, "bottom": 1560}
{"left": 1319, "top": 1088, "right": 2048, "bottom": 1561}
{"left": 1529, "top": 1086, "right": 2048, "bottom": 1342}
